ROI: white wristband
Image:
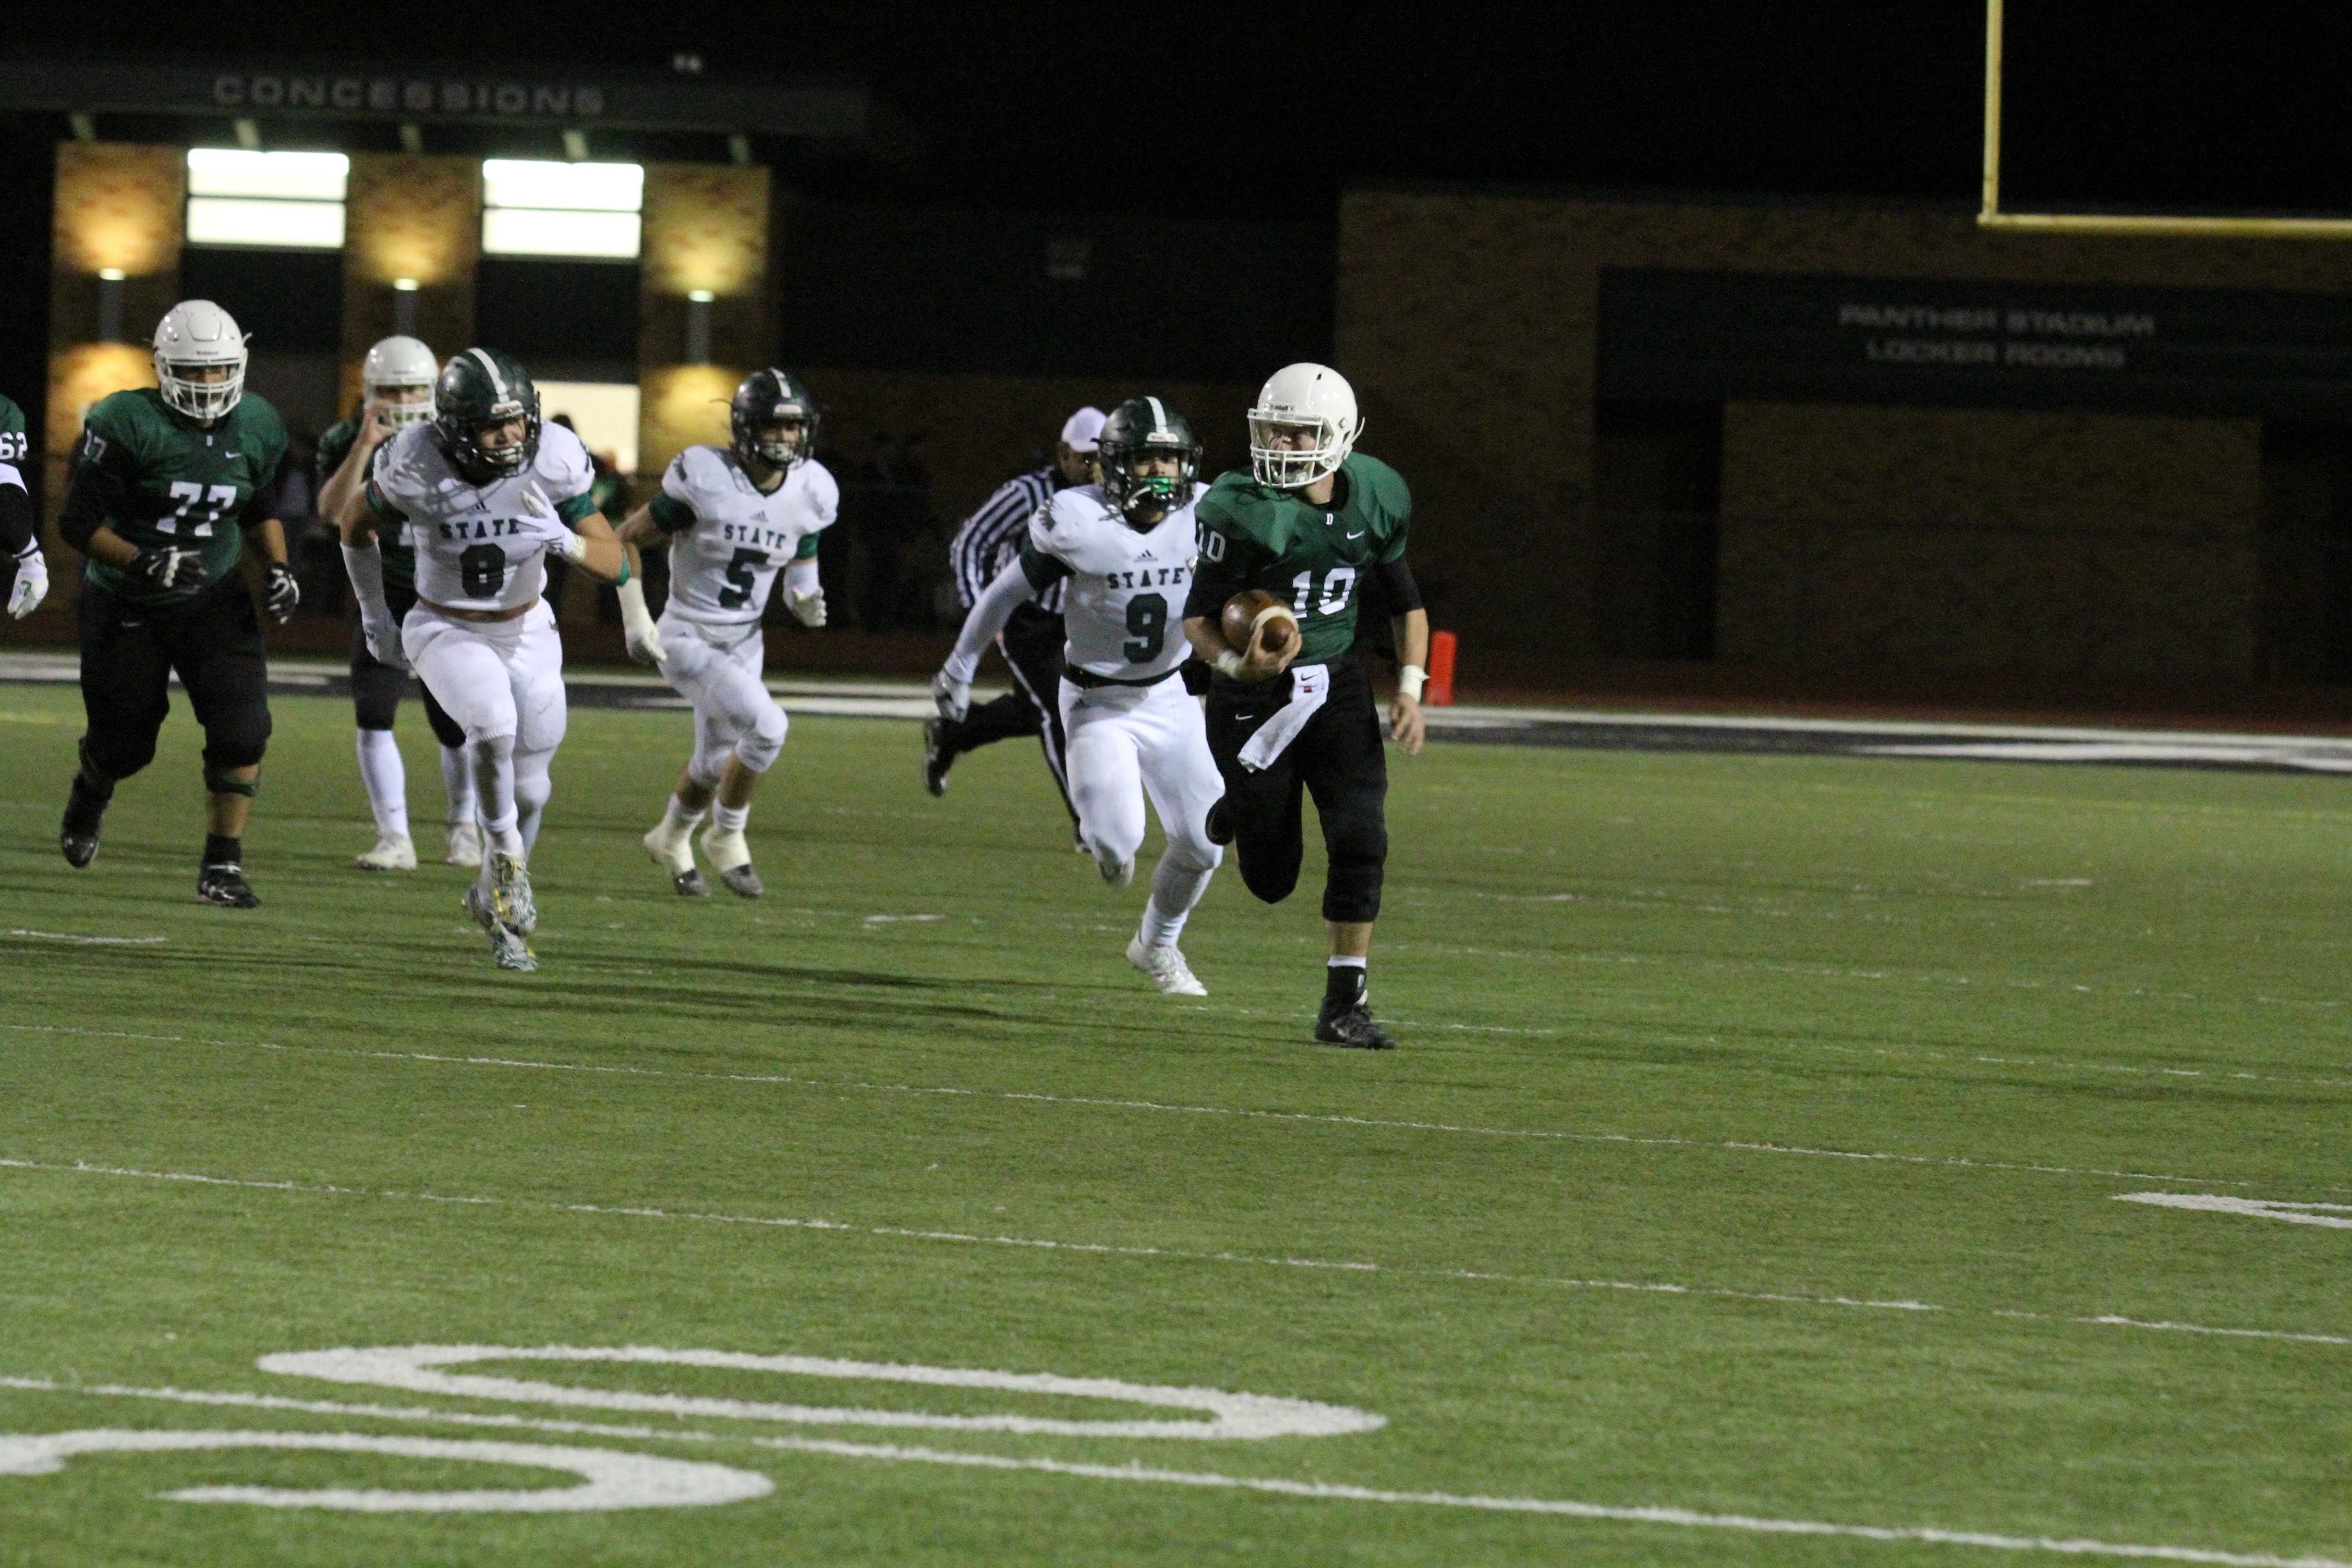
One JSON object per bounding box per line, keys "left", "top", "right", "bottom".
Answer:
{"left": 1397, "top": 665, "right": 1427, "bottom": 701}
{"left": 1213, "top": 649, "right": 1246, "bottom": 678}
{"left": 556, "top": 529, "right": 588, "bottom": 563}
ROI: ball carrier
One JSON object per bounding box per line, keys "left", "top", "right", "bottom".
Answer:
{"left": 1181, "top": 364, "right": 1427, "bottom": 1048}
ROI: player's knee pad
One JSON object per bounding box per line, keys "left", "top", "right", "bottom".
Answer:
{"left": 734, "top": 701, "right": 788, "bottom": 774}
{"left": 201, "top": 761, "right": 258, "bottom": 797}
{"left": 200, "top": 711, "right": 269, "bottom": 773}
{"left": 1318, "top": 799, "right": 1388, "bottom": 924}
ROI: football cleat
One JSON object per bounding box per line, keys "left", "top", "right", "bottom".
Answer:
{"left": 196, "top": 862, "right": 261, "bottom": 909}
{"left": 60, "top": 777, "right": 108, "bottom": 867}
{"left": 487, "top": 849, "right": 536, "bottom": 936}
{"left": 1204, "top": 798, "right": 1235, "bottom": 846}
{"left": 644, "top": 818, "right": 707, "bottom": 897}
{"left": 717, "top": 863, "right": 764, "bottom": 898}
{"left": 444, "top": 820, "right": 484, "bottom": 867}
{"left": 356, "top": 833, "right": 418, "bottom": 871}
{"left": 1126, "top": 936, "right": 1206, "bottom": 997}
{"left": 698, "top": 825, "right": 763, "bottom": 898}
{"left": 1313, "top": 1000, "right": 1395, "bottom": 1050}
{"left": 921, "top": 718, "right": 953, "bottom": 796}
{"left": 463, "top": 882, "right": 537, "bottom": 972}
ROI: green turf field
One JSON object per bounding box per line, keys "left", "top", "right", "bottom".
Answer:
{"left": 1, "top": 681, "right": 2348, "bottom": 1567}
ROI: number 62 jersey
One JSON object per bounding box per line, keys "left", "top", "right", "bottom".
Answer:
{"left": 1021, "top": 482, "right": 1205, "bottom": 682}
{"left": 648, "top": 445, "right": 838, "bottom": 624}
{"left": 367, "top": 420, "right": 601, "bottom": 613}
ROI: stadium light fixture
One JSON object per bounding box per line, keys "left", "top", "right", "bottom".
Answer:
{"left": 1979, "top": 0, "right": 2352, "bottom": 238}
{"left": 183, "top": 148, "right": 349, "bottom": 249}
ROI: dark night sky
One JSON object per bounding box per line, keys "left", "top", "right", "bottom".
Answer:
{"left": 6, "top": 2, "right": 2347, "bottom": 213}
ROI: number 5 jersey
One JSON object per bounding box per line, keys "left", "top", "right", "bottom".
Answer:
{"left": 648, "top": 444, "right": 838, "bottom": 624}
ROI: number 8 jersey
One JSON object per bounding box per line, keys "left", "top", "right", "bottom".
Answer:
{"left": 649, "top": 445, "right": 838, "bottom": 624}
{"left": 367, "top": 420, "right": 600, "bottom": 613}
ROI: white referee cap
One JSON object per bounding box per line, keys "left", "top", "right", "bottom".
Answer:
{"left": 1060, "top": 406, "right": 1107, "bottom": 451}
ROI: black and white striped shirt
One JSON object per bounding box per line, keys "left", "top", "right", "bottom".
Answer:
{"left": 950, "top": 465, "right": 1065, "bottom": 615}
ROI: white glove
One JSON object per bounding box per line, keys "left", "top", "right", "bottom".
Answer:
{"left": 364, "top": 615, "right": 410, "bottom": 671}
{"left": 785, "top": 586, "right": 826, "bottom": 628}
{"left": 7, "top": 546, "right": 48, "bottom": 620}
{"left": 932, "top": 670, "right": 971, "bottom": 722}
{"left": 617, "top": 576, "right": 665, "bottom": 666}
{"left": 518, "top": 486, "right": 589, "bottom": 560}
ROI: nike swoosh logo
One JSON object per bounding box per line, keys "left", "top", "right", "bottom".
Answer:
{"left": 1346, "top": 530, "right": 1365, "bottom": 539}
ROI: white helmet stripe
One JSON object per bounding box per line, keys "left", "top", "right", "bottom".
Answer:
{"left": 1145, "top": 396, "right": 1169, "bottom": 436}
{"left": 468, "top": 347, "right": 509, "bottom": 399}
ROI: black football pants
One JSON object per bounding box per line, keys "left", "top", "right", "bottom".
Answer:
{"left": 1204, "top": 654, "right": 1389, "bottom": 924}
{"left": 77, "top": 581, "right": 272, "bottom": 787}
{"left": 937, "top": 602, "right": 1076, "bottom": 822}
{"left": 351, "top": 577, "right": 465, "bottom": 746}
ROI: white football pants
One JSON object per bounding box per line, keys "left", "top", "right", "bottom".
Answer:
{"left": 1059, "top": 675, "right": 1224, "bottom": 948}
{"left": 659, "top": 610, "right": 788, "bottom": 786}
{"left": 404, "top": 601, "right": 567, "bottom": 868}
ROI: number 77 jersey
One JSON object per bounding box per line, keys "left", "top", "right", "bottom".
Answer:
{"left": 76, "top": 387, "right": 289, "bottom": 606}
{"left": 650, "top": 445, "right": 838, "bottom": 624}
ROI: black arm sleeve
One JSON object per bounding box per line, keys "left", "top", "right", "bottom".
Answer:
{"left": 1017, "top": 541, "right": 1073, "bottom": 592}
{"left": 0, "top": 482, "right": 31, "bottom": 556}
{"left": 1375, "top": 555, "right": 1422, "bottom": 613}
{"left": 239, "top": 466, "right": 281, "bottom": 531}
{"left": 56, "top": 454, "right": 116, "bottom": 555}
{"left": 1184, "top": 555, "right": 1249, "bottom": 621}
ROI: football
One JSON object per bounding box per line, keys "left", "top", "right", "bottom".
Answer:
{"left": 1221, "top": 588, "right": 1299, "bottom": 655}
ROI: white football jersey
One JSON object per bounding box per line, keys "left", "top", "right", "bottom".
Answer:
{"left": 1029, "top": 482, "right": 1204, "bottom": 682}
{"left": 655, "top": 445, "right": 839, "bottom": 625}
{"left": 370, "top": 421, "right": 599, "bottom": 614}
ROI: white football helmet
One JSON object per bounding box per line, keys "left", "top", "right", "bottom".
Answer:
{"left": 1247, "top": 362, "right": 1361, "bottom": 489}
{"left": 362, "top": 335, "right": 438, "bottom": 430}
{"left": 153, "top": 299, "right": 249, "bottom": 421}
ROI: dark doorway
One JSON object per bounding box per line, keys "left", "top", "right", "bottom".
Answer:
{"left": 1593, "top": 400, "right": 1722, "bottom": 659}
{"left": 2260, "top": 422, "right": 2352, "bottom": 682}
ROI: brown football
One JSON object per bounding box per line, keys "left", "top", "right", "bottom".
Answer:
{"left": 1221, "top": 588, "right": 1299, "bottom": 655}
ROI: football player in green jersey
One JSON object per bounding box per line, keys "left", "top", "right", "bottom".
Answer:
{"left": 315, "top": 335, "right": 478, "bottom": 872}
{"left": 1182, "top": 363, "right": 1429, "bottom": 1049}
{"left": 53, "top": 300, "right": 299, "bottom": 907}
{"left": 0, "top": 391, "right": 46, "bottom": 620}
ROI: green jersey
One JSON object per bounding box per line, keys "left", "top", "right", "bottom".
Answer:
{"left": 0, "top": 394, "right": 29, "bottom": 557}
{"left": 316, "top": 412, "right": 415, "bottom": 587}
{"left": 1192, "top": 452, "right": 1412, "bottom": 664}
{"left": 80, "top": 388, "right": 287, "bottom": 606}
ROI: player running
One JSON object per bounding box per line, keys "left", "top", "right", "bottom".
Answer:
{"left": 53, "top": 300, "right": 299, "bottom": 906}
{"left": 615, "top": 368, "right": 837, "bottom": 899}
{"left": 1181, "top": 364, "right": 1427, "bottom": 1048}
{"left": 315, "top": 335, "right": 479, "bottom": 871}
{"left": 337, "top": 347, "right": 628, "bottom": 972}
{"left": 1, "top": 392, "right": 47, "bottom": 622}
{"left": 935, "top": 396, "right": 1224, "bottom": 996}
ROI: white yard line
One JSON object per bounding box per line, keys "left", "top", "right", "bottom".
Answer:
{"left": 0, "top": 1155, "right": 2342, "bottom": 1348}
{"left": 0, "top": 1375, "right": 2341, "bottom": 1565}
{"left": 0, "top": 1021, "right": 2274, "bottom": 1190}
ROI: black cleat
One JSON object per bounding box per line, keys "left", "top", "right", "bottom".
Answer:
{"left": 196, "top": 862, "right": 261, "bottom": 909}
{"left": 1313, "top": 1000, "right": 1395, "bottom": 1050}
{"left": 922, "top": 718, "right": 954, "bottom": 796}
{"left": 716, "top": 863, "right": 764, "bottom": 899}
{"left": 60, "top": 777, "right": 108, "bottom": 867}
{"left": 673, "top": 866, "right": 710, "bottom": 898}
{"left": 1204, "top": 798, "right": 1235, "bottom": 846}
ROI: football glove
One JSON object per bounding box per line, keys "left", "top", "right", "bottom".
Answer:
{"left": 617, "top": 576, "right": 665, "bottom": 667}
{"left": 932, "top": 670, "right": 971, "bottom": 723}
{"left": 129, "top": 546, "right": 207, "bottom": 591}
{"left": 7, "top": 545, "right": 47, "bottom": 620}
{"left": 784, "top": 586, "right": 826, "bottom": 628}
{"left": 263, "top": 563, "right": 300, "bottom": 624}
{"left": 363, "top": 614, "right": 409, "bottom": 671}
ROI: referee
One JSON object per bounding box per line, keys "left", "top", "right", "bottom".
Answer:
{"left": 922, "top": 406, "right": 1104, "bottom": 822}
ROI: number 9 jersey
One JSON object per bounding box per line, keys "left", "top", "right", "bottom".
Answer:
{"left": 367, "top": 419, "right": 600, "bottom": 613}
{"left": 1022, "top": 481, "right": 1206, "bottom": 683}
{"left": 649, "top": 445, "right": 838, "bottom": 624}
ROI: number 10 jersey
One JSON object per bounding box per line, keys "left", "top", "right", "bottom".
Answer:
{"left": 649, "top": 445, "right": 839, "bottom": 626}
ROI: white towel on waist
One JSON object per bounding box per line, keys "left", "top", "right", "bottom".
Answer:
{"left": 1237, "top": 663, "right": 1331, "bottom": 772}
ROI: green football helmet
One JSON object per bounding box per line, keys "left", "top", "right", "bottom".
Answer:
{"left": 433, "top": 347, "right": 540, "bottom": 479}
{"left": 730, "top": 368, "right": 819, "bottom": 471}
{"left": 1095, "top": 396, "right": 1200, "bottom": 521}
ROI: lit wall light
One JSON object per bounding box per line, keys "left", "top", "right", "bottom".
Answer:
{"left": 97, "top": 267, "right": 125, "bottom": 343}
{"left": 392, "top": 276, "right": 420, "bottom": 336}
{"left": 184, "top": 148, "right": 349, "bottom": 249}
{"left": 481, "top": 159, "right": 643, "bottom": 259}
{"left": 685, "top": 289, "right": 715, "bottom": 364}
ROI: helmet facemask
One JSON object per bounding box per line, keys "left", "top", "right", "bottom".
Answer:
{"left": 1247, "top": 412, "right": 1348, "bottom": 488}
{"left": 464, "top": 405, "right": 535, "bottom": 478}
{"left": 158, "top": 358, "right": 247, "bottom": 421}
{"left": 1100, "top": 438, "right": 1199, "bottom": 522}
{"left": 750, "top": 414, "right": 809, "bottom": 468}
{"left": 369, "top": 381, "right": 436, "bottom": 431}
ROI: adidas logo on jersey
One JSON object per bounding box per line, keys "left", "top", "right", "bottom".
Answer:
{"left": 1135, "top": 548, "right": 1156, "bottom": 560}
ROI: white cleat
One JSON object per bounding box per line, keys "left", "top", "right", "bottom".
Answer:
{"left": 444, "top": 821, "right": 484, "bottom": 867}
{"left": 355, "top": 833, "right": 417, "bottom": 871}
{"left": 464, "top": 881, "right": 537, "bottom": 972}
{"left": 644, "top": 819, "right": 708, "bottom": 898}
{"left": 1127, "top": 936, "right": 1207, "bottom": 996}
{"left": 488, "top": 849, "right": 537, "bottom": 937}
{"left": 698, "top": 824, "right": 763, "bottom": 899}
